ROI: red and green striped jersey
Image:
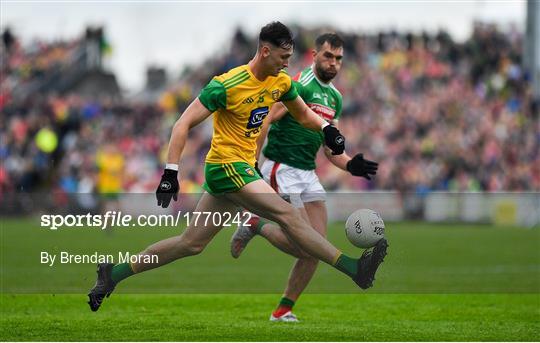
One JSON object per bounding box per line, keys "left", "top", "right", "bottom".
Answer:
{"left": 263, "top": 66, "right": 343, "bottom": 170}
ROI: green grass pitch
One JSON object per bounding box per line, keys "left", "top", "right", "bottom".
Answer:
{"left": 1, "top": 218, "right": 539, "bottom": 341}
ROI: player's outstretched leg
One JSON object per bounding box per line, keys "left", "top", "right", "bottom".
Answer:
{"left": 225, "top": 180, "right": 388, "bottom": 290}
{"left": 230, "top": 216, "right": 307, "bottom": 259}
{"left": 87, "top": 192, "right": 236, "bottom": 311}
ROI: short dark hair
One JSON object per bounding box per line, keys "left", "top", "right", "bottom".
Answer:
{"left": 259, "top": 21, "right": 294, "bottom": 49}
{"left": 315, "top": 33, "right": 344, "bottom": 50}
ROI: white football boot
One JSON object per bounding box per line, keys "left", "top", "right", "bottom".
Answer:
{"left": 269, "top": 311, "right": 299, "bottom": 323}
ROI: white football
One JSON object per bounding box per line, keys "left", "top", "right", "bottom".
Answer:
{"left": 345, "top": 209, "right": 385, "bottom": 248}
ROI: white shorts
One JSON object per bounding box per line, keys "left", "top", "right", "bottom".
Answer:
{"left": 260, "top": 159, "right": 326, "bottom": 208}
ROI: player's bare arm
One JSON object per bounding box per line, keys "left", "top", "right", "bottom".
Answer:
{"left": 324, "top": 147, "right": 351, "bottom": 169}
{"left": 166, "top": 98, "right": 212, "bottom": 165}
{"left": 156, "top": 98, "right": 212, "bottom": 208}
{"left": 255, "top": 102, "right": 288, "bottom": 160}
{"left": 282, "top": 96, "right": 326, "bottom": 131}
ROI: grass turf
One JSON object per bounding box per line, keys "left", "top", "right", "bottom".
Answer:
{"left": 1, "top": 294, "right": 538, "bottom": 341}
{"left": 1, "top": 218, "right": 539, "bottom": 340}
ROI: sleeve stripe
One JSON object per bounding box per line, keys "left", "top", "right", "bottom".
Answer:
{"left": 300, "top": 73, "right": 315, "bottom": 86}
{"left": 299, "top": 70, "right": 314, "bottom": 83}
{"left": 222, "top": 70, "right": 249, "bottom": 87}
{"left": 224, "top": 74, "right": 250, "bottom": 90}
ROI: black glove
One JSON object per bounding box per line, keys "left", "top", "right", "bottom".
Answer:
{"left": 346, "top": 153, "right": 379, "bottom": 180}
{"left": 255, "top": 161, "right": 263, "bottom": 178}
{"left": 323, "top": 125, "right": 345, "bottom": 155}
{"left": 156, "top": 169, "right": 179, "bottom": 208}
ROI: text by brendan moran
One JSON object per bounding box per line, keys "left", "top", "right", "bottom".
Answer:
{"left": 40, "top": 251, "right": 158, "bottom": 266}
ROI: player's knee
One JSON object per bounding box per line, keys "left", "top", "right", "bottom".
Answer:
{"left": 275, "top": 206, "right": 304, "bottom": 230}
{"left": 180, "top": 239, "right": 206, "bottom": 256}
{"left": 185, "top": 243, "right": 205, "bottom": 256}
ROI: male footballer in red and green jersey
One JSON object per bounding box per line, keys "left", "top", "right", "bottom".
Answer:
{"left": 88, "top": 22, "right": 387, "bottom": 313}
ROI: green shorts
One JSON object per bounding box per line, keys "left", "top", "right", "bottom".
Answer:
{"left": 203, "top": 162, "right": 261, "bottom": 194}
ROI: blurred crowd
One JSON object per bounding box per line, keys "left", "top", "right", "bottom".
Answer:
{"left": 1, "top": 22, "right": 539, "bottom": 202}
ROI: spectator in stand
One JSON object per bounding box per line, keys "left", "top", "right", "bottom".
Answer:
{"left": 1, "top": 22, "right": 538, "bottom": 204}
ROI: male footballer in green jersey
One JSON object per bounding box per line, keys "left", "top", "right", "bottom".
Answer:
{"left": 230, "top": 33, "right": 380, "bottom": 322}
{"left": 88, "top": 23, "right": 387, "bottom": 313}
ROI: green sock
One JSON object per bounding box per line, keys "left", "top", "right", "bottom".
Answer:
{"left": 253, "top": 217, "right": 268, "bottom": 235}
{"left": 279, "top": 297, "right": 295, "bottom": 308}
{"left": 334, "top": 254, "right": 357, "bottom": 277}
{"left": 111, "top": 263, "right": 134, "bottom": 283}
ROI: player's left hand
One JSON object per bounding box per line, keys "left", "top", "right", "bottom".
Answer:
{"left": 156, "top": 169, "right": 179, "bottom": 208}
{"left": 323, "top": 125, "right": 345, "bottom": 155}
{"left": 347, "top": 153, "right": 378, "bottom": 180}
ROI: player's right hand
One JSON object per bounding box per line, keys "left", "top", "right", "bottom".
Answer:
{"left": 323, "top": 125, "right": 345, "bottom": 155}
{"left": 156, "top": 169, "right": 179, "bottom": 208}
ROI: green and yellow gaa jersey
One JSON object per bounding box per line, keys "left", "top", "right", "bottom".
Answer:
{"left": 263, "top": 66, "right": 343, "bottom": 170}
{"left": 198, "top": 64, "right": 298, "bottom": 166}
